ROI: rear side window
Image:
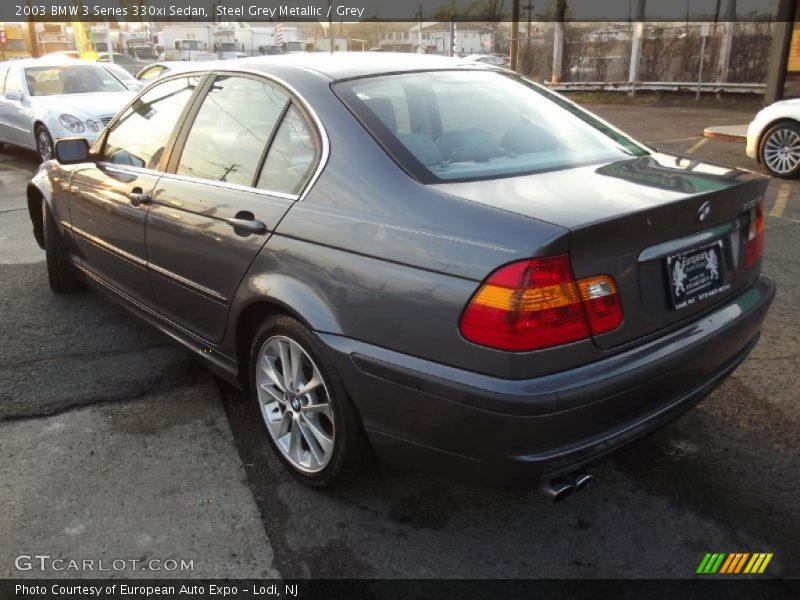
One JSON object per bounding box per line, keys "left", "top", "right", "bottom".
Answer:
{"left": 334, "top": 70, "right": 648, "bottom": 183}
{"left": 103, "top": 76, "right": 200, "bottom": 169}
{"left": 176, "top": 75, "right": 288, "bottom": 187}
{"left": 256, "top": 106, "right": 319, "bottom": 195}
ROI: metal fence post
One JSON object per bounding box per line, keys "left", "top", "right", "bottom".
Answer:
{"left": 697, "top": 23, "right": 709, "bottom": 101}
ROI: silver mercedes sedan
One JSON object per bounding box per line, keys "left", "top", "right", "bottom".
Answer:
{"left": 0, "top": 58, "right": 134, "bottom": 162}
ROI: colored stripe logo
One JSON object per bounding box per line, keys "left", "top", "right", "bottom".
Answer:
{"left": 697, "top": 552, "right": 773, "bottom": 574}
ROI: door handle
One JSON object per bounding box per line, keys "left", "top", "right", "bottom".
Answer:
{"left": 127, "top": 187, "right": 151, "bottom": 207}
{"left": 224, "top": 216, "right": 267, "bottom": 236}
{"left": 224, "top": 211, "right": 267, "bottom": 236}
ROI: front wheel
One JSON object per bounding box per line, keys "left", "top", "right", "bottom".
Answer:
{"left": 35, "top": 125, "right": 54, "bottom": 163}
{"left": 760, "top": 121, "right": 800, "bottom": 178}
{"left": 249, "top": 315, "right": 366, "bottom": 487}
{"left": 43, "top": 198, "right": 83, "bottom": 294}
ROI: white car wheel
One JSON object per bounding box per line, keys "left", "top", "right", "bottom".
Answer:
{"left": 760, "top": 121, "right": 800, "bottom": 178}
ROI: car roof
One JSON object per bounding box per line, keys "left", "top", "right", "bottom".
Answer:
{"left": 172, "top": 53, "right": 497, "bottom": 83}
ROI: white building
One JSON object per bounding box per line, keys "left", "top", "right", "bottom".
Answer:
{"left": 379, "top": 23, "right": 490, "bottom": 55}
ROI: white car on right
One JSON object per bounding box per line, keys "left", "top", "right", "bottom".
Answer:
{"left": 746, "top": 98, "right": 800, "bottom": 178}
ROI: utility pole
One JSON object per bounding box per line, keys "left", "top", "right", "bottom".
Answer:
{"left": 417, "top": 3, "right": 423, "bottom": 53}
{"left": 510, "top": 0, "right": 520, "bottom": 72}
{"left": 628, "top": 0, "right": 646, "bottom": 93}
{"left": 328, "top": 0, "right": 334, "bottom": 53}
{"left": 524, "top": 2, "right": 534, "bottom": 52}
{"left": 717, "top": 0, "right": 736, "bottom": 82}
{"left": 551, "top": 0, "right": 566, "bottom": 83}
{"left": 27, "top": 20, "right": 39, "bottom": 58}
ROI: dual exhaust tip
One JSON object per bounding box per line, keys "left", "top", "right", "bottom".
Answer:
{"left": 540, "top": 471, "right": 593, "bottom": 502}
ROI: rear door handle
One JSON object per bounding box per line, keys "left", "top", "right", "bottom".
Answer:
{"left": 224, "top": 214, "right": 267, "bottom": 236}
{"left": 127, "top": 188, "right": 151, "bottom": 207}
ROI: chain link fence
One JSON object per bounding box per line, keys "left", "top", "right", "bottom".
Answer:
{"left": 516, "top": 21, "right": 774, "bottom": 86}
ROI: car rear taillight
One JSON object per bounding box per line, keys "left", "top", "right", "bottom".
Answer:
{"left": 577, "top": 275, "right": 623, "bottom": 335}
{"left": 459, "top": 255, "right": 623, "bottom": 352}
{"left": 744, "top": 198, "right": 765, "bottom": 269}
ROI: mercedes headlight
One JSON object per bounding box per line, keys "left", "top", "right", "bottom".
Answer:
{"left": 85, "top": 119, "right": 100, "bottom": 133}
{"left": 59, "top": 114, "right": 85, "bottom": 133}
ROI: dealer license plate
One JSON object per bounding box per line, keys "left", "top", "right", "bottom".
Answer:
{"left": 665, "top": 240, "right": 730, "bottom": 310}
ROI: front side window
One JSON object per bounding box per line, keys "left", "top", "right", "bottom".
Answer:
{"left": 24, "top": 65, "right": 126, "bottom": 96}
{"left": 335, "top": 70, "right": 648, "bottom": 182}
{"left": 103, "top": 76, "right": 201, "bottom": 169}
{"left": 176, "top": 76, "right": 288, "bottom": 186}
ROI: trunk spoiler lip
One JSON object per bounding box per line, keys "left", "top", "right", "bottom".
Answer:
{"left": 429, "top": 154, "right": 767, "bottom": 231}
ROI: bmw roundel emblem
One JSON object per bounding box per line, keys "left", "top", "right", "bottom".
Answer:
{"left": 697, "top": 200, "right": 711, "bottom": 223}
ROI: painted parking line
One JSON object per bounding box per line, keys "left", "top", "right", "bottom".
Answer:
{"left": 770, "top": 182, "right": 791, "bottom": 217}
{"left": 686, "top": 138, "right": 708, "bottom": 154}
{"left": 645, "top": 136, "right": 703, "bottom": 145}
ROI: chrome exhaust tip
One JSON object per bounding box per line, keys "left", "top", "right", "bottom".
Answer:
{"left": 540, "top": 478, "right": 574, "bottom": 502}
{"left": 571, "top": 472, "right": 593, "bottom": 492}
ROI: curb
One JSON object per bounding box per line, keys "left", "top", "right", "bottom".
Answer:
{"left": 703, "top": 126, "right": 747, "bottom": 142}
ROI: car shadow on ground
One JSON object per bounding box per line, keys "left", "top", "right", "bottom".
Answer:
{"left": 217, "top": 368, "right": 798, "bottom": 578}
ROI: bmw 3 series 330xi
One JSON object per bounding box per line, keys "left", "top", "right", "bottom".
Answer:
{"left": 27, "top": 54, "right": 774, "bottom": 496}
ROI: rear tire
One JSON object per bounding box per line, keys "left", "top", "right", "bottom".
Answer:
{"left": 43, "top": 198, "right": 82, "bottom": 294}
{"left": 760, "top": 121, "right": 800, "bottom": 178}
{"left": 249, "top": 314, "right": 367, "bottom": 487}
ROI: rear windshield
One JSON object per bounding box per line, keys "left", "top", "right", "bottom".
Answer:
{"left": 334, "top": 70, "right": 648, "bottom": 182}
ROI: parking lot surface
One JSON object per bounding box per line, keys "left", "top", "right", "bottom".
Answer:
{"left": 1, "top": 100, "right": 797, "bottom": 579}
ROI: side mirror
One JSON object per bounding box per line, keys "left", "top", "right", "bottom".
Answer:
{"left": 4, "top": 90, "right": 23, "bottom": 102}
{"left": 54, "top": 137, "right": 90, "bottom": 164}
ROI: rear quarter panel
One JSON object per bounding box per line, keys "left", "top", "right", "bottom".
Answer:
{"left": 221, "top": 73, "right": 610, "bottom": 379}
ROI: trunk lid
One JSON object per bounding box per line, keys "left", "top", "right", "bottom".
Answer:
{"left": 432, "top": 154, "right": 768, "bottom": 349}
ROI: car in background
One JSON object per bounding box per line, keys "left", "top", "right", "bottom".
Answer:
{"left": 27, "top": 55, "right": 773, "bottom": 496}
{"left": 97, "top": 52, "right": 151, "bottom": 77}
{"left": 0, "top": 59, "right": 134, "bottom": 161}
{"left": 100, "top": 62, "right": 145, "bottom": 92}
{"left": 465, "top": 53, "right": 509, "bottom": 67}
{"left": 746, "top": 99, "right": 800, "bottom": 178}
{"left": 135, "top": 61, "right": 195, "bottom": 83}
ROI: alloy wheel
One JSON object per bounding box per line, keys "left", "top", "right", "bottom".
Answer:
{"left": 255, "top": 335, "right": 335, "bottom": 473}
{"left": 37, "top": 130, "right": 52, "bottom": 162}
{"left": 764, "top": 127, "right": 800, "bottom": 175}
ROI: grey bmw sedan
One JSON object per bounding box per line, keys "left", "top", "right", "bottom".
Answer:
{"left": 27, "top": 54, "right": 774, "bottom": 497}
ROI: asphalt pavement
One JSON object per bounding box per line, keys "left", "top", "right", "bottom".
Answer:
{"left": 0, "top": 100, "right": 797, "bottom": 579}
{"left": 0, "top": 146, "right": 277, "bottom": 579}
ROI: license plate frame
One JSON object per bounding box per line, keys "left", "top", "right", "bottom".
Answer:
{"left": 665, "top": 239, "right": 730, "bottom": 310}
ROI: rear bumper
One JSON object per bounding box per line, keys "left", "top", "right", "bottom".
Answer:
{"left": 318, "top": 276, "right": 775, "bottom": 489}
